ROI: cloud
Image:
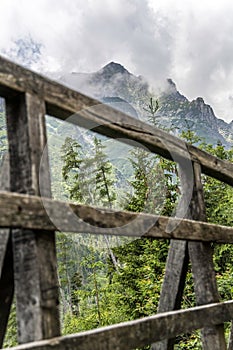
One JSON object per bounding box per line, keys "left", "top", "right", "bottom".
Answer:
{"left": 0, "top": 0, "right": 233, "bottom": 121}
{"left": 168, "top": 1, "right": 233, "bottom": 121}
{"left": 0, "top": 0, "right": 174, "bottom": 74}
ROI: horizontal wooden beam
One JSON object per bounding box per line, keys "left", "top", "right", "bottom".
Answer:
{"left": 0, "top": 56, "right": 233, "bottom": 186}
{"left": 0, "top": 191, "right": 233, "bottom": 243}
{"left": 5, "top": 301, "right": 233, "bottom": 350}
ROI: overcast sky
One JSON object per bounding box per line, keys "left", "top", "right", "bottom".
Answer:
{"left": 1, "top": 0, "right": 233, "bottom": 122}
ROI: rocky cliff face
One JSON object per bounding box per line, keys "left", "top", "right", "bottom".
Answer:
{"left": 61, "top": 62, "right": 149, "bottom": 114}
{"left": 62, "top": 63, "right": 233, "bottom": 147}
{"left": 155, "top": 79, "right": 233, "bottom": 146}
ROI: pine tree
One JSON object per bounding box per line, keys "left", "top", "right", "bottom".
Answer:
{"left": 124, "top": 148, "right": 166, "bottom": 215}
{"left": 91, "top": 137, "right": 118, "bottom": 271}
{"left": 143, "top": 97, "right": 159, "bottom": 125}
{"left": 93, "top": 137, "right": 116, "bottom": 207}
{"left": 60, "top": 137, "right": 85, "bottom": 201}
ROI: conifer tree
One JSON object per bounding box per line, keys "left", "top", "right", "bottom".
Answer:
{"left": 91, "top": 137, "right": 118, "bottom": 271}
{"left": 60, "top": 137, "right": 85, "bottom": 201}
{"left": 143, "top": 97, "right": 159, "bottom": 125}
{"left": 92, "top": 137, "right": 116, "bottom": 207}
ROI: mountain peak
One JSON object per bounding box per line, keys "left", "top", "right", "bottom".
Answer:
{"left": 195, "top": 97, "right": 205, "bottom": 104}
{"left": 100, "top": 62, "right": 130, "bottom": 75}
{"left": 167, "top": 78, "right": 177, "bottom": 89}
{"left": 165, "top": 78, "right": 178, "bottom": 94}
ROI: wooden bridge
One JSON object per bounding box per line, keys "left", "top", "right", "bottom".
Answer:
{"left": 1, "top": 55, "right": 233, "bottom": 349}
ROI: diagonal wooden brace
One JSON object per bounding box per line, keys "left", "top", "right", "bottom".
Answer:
{"left": 152, "top": 160, "right": 226, "bottom": 350}
{"left": 151, "top": 160, "right": 192, "bottom": 350}
{"left": 188, "top": 161, "right": 226, "bottom": 350}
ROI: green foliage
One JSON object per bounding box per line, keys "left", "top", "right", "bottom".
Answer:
{"left": 58, "top": 105, "right": 233, "bottom": 350}
{"left": 59, "top": 135, "right": 122, "bottom": 333}
{"left": 201, "top": 142, "right": 233, "bottom": 227}
{"left": 107, "top": 147, "right": 172, "bottom": 324}
{"left": 3, "top": 302, "right": 17, "bottom": 348}
{"left": 175, "top": 331, "right": 202, "bottom": 349}
{"left": 180, "top": 129, "right": 202, "bottom": 145}
{"left": 61, "top": 137, "right": 87, "bottom": 202}
{"left": 61, "top": 136, "right": 116, "bottom": 207}
{"left": 158, "top": 157, "right": 179, "bottom": 216}
{"left": 143, "top": 97, "right": 159, "bottom": 125}
{"left": 56, "top": 232, "right": 84, "bottom": 317}
{"left": 124, "top": 148, "right": 166, "bottom": 214}
{"left": 112, "top": 238, "right": 167, "bottom": 320}
{"left": 199, "top": 142, "right": 233, "bottom": 305}
{"left": 92, "top": 137, "right": 116, "bottom": 207}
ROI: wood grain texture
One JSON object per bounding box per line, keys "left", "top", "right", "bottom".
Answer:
{"left": 0, "top": 191, "right": 233, "bottom": 243}
{"left": 188, "top": 162, "right": 226, "bottom": 349}
{"left": 4, "top": 301, "right": 233, "bottom": 350}
{"left": 152, "top": 241, "right": 188, "bottom": 350}
{"left": 0, "top": 154, "right": 14, "bottom": 347}
{"left": 153, "top": 160, "right": 226, "bottom": 350}
{"left": 5, "top": 93, "right": 60, "bottom": 344}
{"left": 0, "top": 56, "right": 233, "bottom": 186}
{"left": 152, "top": 163, "right": 191, "bottom": 350}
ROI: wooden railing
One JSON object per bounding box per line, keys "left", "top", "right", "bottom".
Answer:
{"left": 0, "top": 56, "right": 233, "bottom": 350}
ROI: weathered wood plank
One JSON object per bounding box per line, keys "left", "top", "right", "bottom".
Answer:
{"left": 5, "top": 93, "right": 60, "bottom": 344}
{"left": 1, "top": 191, "right": 233, "bottom": 243}
{"left": 0, "top": 56, "right": 233, "bottom": 186}
{"left": 152, "top": 241, "right": 188, "bottom": 350}
{"left": 188, "top": 161, "right": 226, "bottom": 349}
{"left": 0, "top": 154, "right": 14, "bottom": 347}
{"left": 153, "top": 160, "right": 227, "bottom": 350}
{"left": 156, "top": 241, "right": 188, "bottom": 313}
{"left": 4, "top": 301, "right": 233, "bottom": 350}
{"left": 152, "top": 162, "right": 191, "bottom": 350}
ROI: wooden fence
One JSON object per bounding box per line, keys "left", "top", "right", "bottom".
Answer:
{"left": 0, "top": 55, "right": 233, "bottom": 350}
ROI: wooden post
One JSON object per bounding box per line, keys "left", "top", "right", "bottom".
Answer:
{"left": 0, "top": 154, "right": 14, "bottom": 347}
{"left": 188, "top": 161, "right": 226, "bottom": 349}
{"left": 5, "top": 93, "right": 60, "bottom": 344}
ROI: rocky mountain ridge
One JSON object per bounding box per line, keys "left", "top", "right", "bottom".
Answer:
{"left": 1, "top": 37, "right": 232, "bottom": 147}
{"left": 61, "top": 62, "right": 233, "bottom": 147}
{"left": 0, "top": 61, "right": 232, "bottom": 150}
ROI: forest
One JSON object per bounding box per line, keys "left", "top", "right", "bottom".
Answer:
{"left": 3, "top": 100, "right": 233, "bottom": 350}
